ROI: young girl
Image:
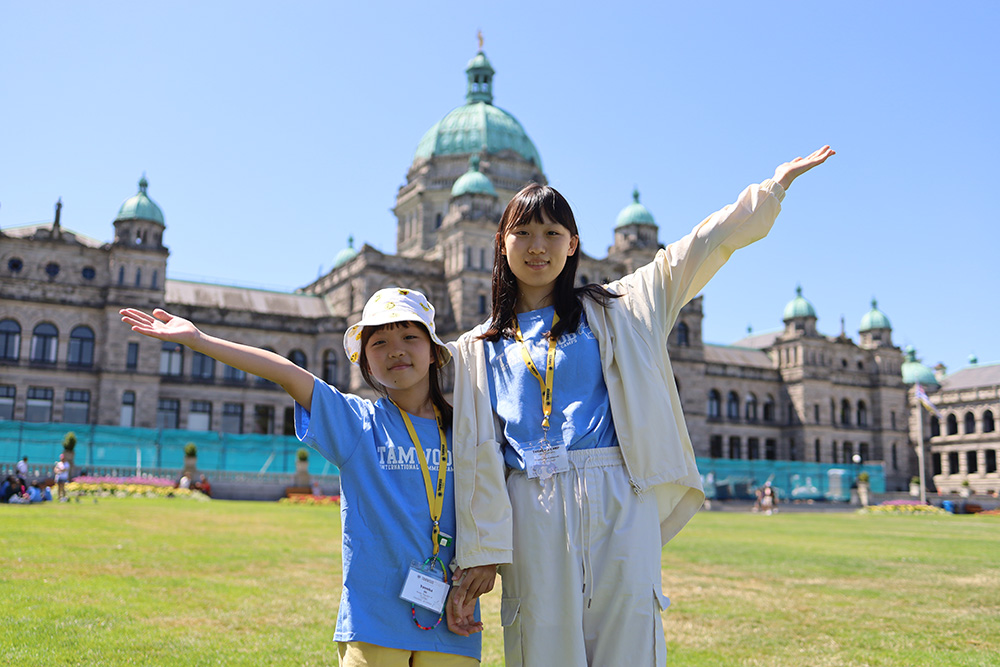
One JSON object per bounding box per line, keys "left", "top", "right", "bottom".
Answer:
{"left": 449, "top": 147, "right": 835, "bottom": 664}
{"left": 120, "top": 287, "right": 482, "bottom": 667}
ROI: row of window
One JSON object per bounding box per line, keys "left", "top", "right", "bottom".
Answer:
{"left": 1, "top": 319, "right": 344, "bottom": 384}
{"left": 153, "top": 398, "right": 292, "bottom": 434}
{"left": 4, "top": 259, "right": 159, "bottom": 288}
{"left": 0, "top": 384, "right": 292, "bottom": 435}
{"left": 0, "top": 320, "right": 95, "bottom": 366}
{"left": 930, "top": 411, "right": 996, "bottom": 437}
{"left": 707, "top": 391, "right": 777, "bottom": 422}
{"left": 157, "top": 343, "right": 338, "bottom": 385}
{"left": 933, "top": 449, "right": 999, "bottom": 476}
{"left": 708, "top": 435, "right": 877, "bottom": 466}
{"left": 706, "top": 390, "right": 882, "bottom": 428}
{"left": 0, "top": 386, "right": 91, "bottom": 423}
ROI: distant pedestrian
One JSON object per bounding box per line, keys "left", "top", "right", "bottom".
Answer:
{"left": 15, "top": 456, "right": 28, "bottom": 482}
{"left": 53, "top": 453, "right": 70, "bottom": 501}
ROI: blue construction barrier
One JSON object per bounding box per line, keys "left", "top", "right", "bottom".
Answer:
{"left": 698, "top": 457, "right": 884, "bottom": 502}
{"left": 0, "top": 421, "right": 339, "bottom": 477}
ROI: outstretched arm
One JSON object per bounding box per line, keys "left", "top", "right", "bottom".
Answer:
{"left": 773, "top": 145, "right": 835, "bottom": 191}
{"left": 119, "top": 308, "right": 315, "bottom": 408}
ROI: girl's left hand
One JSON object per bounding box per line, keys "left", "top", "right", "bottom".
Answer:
{"left": 445, "top": 588, "right": 483, "bottom": 637}
{"left": 773, "top": 145, "right": 835, "bottom": 191}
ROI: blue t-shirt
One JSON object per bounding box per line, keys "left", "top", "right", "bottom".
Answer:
{"left": 485, "top": 306, "right": 618, "bottom": 470}
{"left": 295, "top": 378, "right": 480, "bottom": 659}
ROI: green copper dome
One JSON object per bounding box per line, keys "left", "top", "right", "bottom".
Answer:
{"left": 115, "top": 176, "right": 164, "bottom": 225}
{"left": 615, "top": 189, "right": 656, "bottom": 228}
{"left": 859, "top": 298, "right": 892, "bottom": 331}
{"left": 414, "top": 51, "right": 542, "bottom": 169}
{"left": 901, "top": 346, "right": 937, "bottom": 386}
{"left": 782, "top": 285, "right": 817, "bottom": 321}
{"left": 333, "top": 236, "right": 358, "bottom": 268}
{"left": 451, "top": 155, "right": 497, "bottom": 197}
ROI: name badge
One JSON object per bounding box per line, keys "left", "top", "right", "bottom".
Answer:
{"left": 399, "top": 561, "right": 449, "bottom": 613}
{"left": 524, "top": 438, "right": 569, "bottom": 480}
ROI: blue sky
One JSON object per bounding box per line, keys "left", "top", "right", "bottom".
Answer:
{"left": 3, "top": 1, "right": 997, "bottom": 375}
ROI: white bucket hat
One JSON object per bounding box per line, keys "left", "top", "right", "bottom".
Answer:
{"left": 344, "top": 287, "right": 451, "bottom": 368}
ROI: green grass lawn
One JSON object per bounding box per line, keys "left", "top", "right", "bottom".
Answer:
{"left": 1, "top": 500, "right": 997, "bottom": 666}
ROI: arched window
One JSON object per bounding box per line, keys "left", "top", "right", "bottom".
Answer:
{"left": 30, "top": 323, "right": 58, "bottom": 364}
{"left": 323, "top": 350, "right": 338, "bottom": 386}
{"left": 983, "top": 410, "right": 995, "bottom": 433}
{"left": 946, "top": 414, "right": 958, "bottom": 435}
{"left": 67, "top": 326, "right": 95, "bottom": 367}
{"left": 727, "top": 391, "right": 740, "bottom": 420}
{"left": 676, "top": 322, "right": 689, "bottom": 347}
{"left": 930, "top": 415, "right": 940, "bottom": 437}
{"left": 0, "top": 319, "right": 21, "bottom": 361}
{"left": 964, "top": 412, "right": 976, "bottom": 434}
{"left": 134, "top": 267, "right": 142, "bottom": 287}
{"left": 857, "top": 400, "right": 868, "bottom": 427}
{"left": 745, "top": 393, "right": 758, "bottom": 421}
{"left": 830, "top": 398, "right": 836, "bottom": 425}
{"left": 707, "top": 390, "right": 721, "bottom": 419}
{"left": 841, "top": 399, "right": 852, "bottom": 426}
{"left": 151, "top": 269, "right": 159, "bottom": 289}
{"left": 763, "top": 395, "right": 775, "bottom": 422}
{"left": 288, "top": 350, "right": 308, "bottom": 369}
{"left": 118, "top": 266, "right": 125, "bottom": 285}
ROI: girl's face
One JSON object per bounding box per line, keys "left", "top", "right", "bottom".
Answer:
{"left": 363, "top": 322, "right": 435, "bottom": 394}
{"left": 500, "top": 211, "right": 579, "bottom": 296}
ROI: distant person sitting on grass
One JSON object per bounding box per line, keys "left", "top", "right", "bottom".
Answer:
{"left": 194, "top": 474, "right": 212, "bottom": 497}
{"left": 120, "top": 287, "right": 482, "bottom": 666}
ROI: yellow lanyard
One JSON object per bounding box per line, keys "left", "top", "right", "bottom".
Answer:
{"left": 393, "top": 401, "right": 448, "bottom": 556}
{"left": 513, "top": 312, "right": 559, "bottom": 432}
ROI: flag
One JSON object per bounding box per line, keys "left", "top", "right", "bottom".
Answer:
{"left": 915, "top": 382, "right": 941, "bottom": 417}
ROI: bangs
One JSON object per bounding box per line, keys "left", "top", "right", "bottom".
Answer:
{"left": 501, "top": 183, "right": 578, "bottom": 235}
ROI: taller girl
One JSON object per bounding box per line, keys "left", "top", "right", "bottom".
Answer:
{"left": 450, "top": 146, "right": 835, "bottom": 665}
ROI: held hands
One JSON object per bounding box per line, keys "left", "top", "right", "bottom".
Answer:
{"left": 773, "top": 145, "right": 835, "bottom": 191}
{"left": 445, "top": 587, "right": 483, "bottom": 637}
{"left": 120, "top": 308, "right": 202, "bottom": 346}
{"left": 445, "top": 565, "right": 496, "bottom": 636}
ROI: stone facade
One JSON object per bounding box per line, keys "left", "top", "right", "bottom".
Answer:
{"left": 921, "top": 363, "right": 1000, "bottom": 495}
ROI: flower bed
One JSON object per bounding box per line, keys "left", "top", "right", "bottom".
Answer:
{"left": 858, "top": 501, "right": 948, "bottom": 515}
{"left": 65, "top": 476, "right": 209, "bottom": 500}
{"left": 279, "top": 494, "right": 341, "bottom": 506}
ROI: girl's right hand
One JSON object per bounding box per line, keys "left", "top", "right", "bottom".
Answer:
{"left": 120, "top": 308, "right": 201, "bottom": 345}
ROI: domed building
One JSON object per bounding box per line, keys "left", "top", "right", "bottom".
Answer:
{"left": 0, "top": 45, "right": 944, "bottom": 495}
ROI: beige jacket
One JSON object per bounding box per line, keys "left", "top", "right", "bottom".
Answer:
{"left": 451, "top": 179, "right": 785, "bottom": 568}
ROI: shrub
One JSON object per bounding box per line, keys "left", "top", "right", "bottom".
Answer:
{"left": 63, "top": 431, "right": 77, "bottom": 451}
{"left": 297, "top": 448, "right": 309, "bottom": 462}
{"left": 857, "top": 471, "right": 870, "bottom": 483}
{"left": 184, "top": 443, "right": 197, "bottom": 457}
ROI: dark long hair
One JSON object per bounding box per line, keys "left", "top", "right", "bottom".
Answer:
{"left": 480, "top": 183, "right": 619, "bottom": 342}
{"left": 359, "top": 321, "right": 453, "bottom": 426}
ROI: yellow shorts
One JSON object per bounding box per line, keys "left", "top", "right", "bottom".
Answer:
{"left": 337, "top": 641, "right": 479, "bottom": 667}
